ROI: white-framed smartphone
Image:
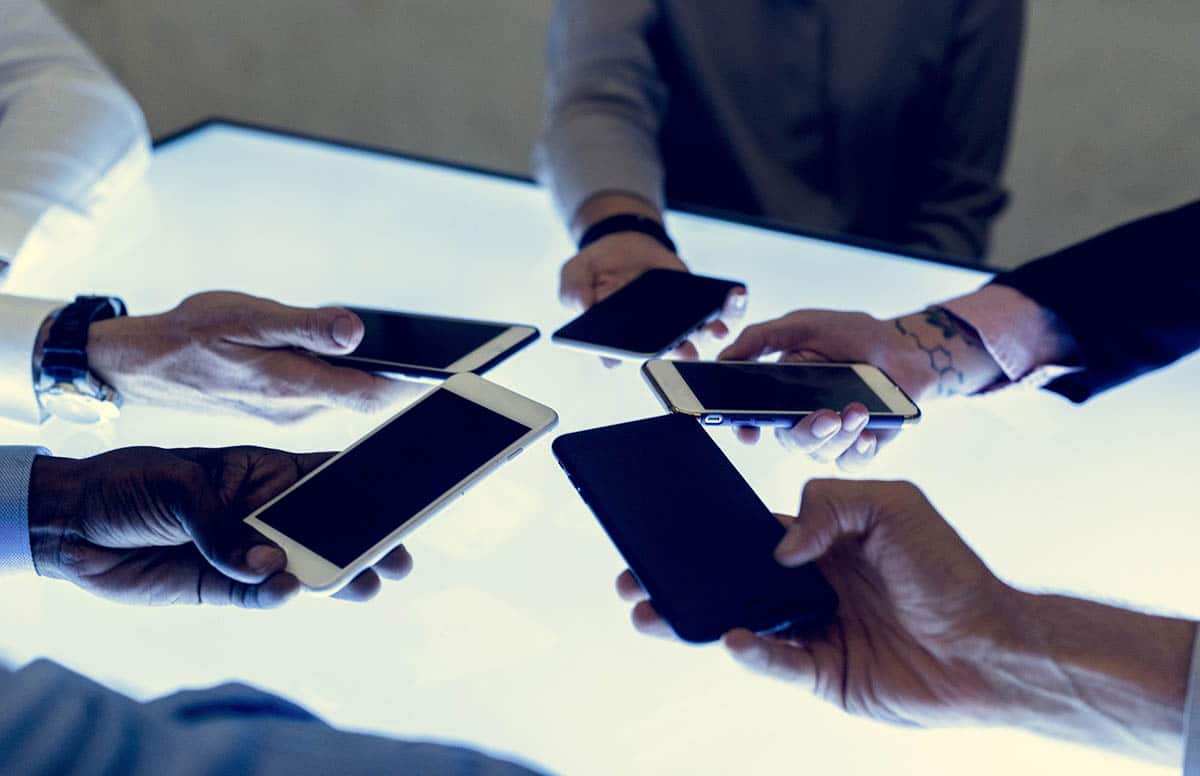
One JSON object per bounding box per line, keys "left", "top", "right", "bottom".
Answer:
{"left": 244, "top": 372, "right": 557, "bottom": 593}
{"left": 551, "top": 269, "right": 744, "bottom": 360}
{"left": 322, "top": 306, "right": 539, "bottom": 379}
{"left": 642, "top": 360, "right": 921, "bottom": 429}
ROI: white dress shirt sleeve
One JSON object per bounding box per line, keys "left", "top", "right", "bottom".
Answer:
{"left": 0, "top": 445, "right": 45, "bottom": 574}
{"left": 533, "top": 0, "right": 669, "bottom": 226}
{"left": 0, "top": 294, "right": 61, "bottom": 423}
{"left": 0, "top": 0, "right": 150, "bottom": 269}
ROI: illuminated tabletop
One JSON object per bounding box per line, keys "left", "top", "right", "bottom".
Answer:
{"left": 1, "top": 122, "right": 1195, "bottom": 775}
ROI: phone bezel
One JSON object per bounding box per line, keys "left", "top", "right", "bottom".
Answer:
{"left": 326, "top": 307, "right": 539, "bottom": 377}
{"left": 642, "top": 359, "right": 921, "bottom": 427}
{"left": 551, "top": 269, "right": 742, "bottom": 360}
{"left": 244, "top": 372, "right": 557, "bottom": 593}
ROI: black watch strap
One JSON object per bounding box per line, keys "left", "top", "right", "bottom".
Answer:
{"left": 578, "top": 214, "right": 677, "bottom": 254}
{"left": 41, "top": 296, "right": 127, "bottom": 383}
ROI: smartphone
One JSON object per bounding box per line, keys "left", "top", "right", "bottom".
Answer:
{"left": 322, "top": 306, "right": 539, "bottom": 379}
{"left": 244, "top": 373, "right": 557, "bottom": 593}
{"left": 553, "top": 414, "right": 838, "bottom": 643}
{"left": 642, "top": 360, "right": 921, "bottom": 430}
{"left": 552, "top": 269, "right": 743, "bottom": 360}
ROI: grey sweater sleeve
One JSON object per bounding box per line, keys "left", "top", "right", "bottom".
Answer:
{"left": 533, "top": 0, "right": 668, "bottom": 227}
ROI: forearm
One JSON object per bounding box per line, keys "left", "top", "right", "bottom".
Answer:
{"left": 534, "top": 0, "right": 667, "bottom": 229}
{"left": 985, "top": 592, "right": 1193, "bottom": 764}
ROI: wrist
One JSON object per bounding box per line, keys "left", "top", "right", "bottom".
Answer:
{"left": 887, "top": 308, "right": 1005, "bottom": 402}
{"left": 27, "top": 456, "right": 86, "bottom": 578}
{"left": 570, "top": 192, "right": 662, "bottom": 241}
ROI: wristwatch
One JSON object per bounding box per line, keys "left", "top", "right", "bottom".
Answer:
{"left": 577, "top": 214, "right": 678, "bottom": 254}
{"left": 35, "top": 295, "right": 127, "bottom": 423}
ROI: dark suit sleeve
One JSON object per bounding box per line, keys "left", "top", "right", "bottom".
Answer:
{"left": 991, "top": 199, "right": 1200, "bottom": 402}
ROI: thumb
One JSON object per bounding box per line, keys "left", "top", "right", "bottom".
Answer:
{"left": 774, "top": 479, "right": 880, "bottom": 566}
{"left": 230, "top": 301, "right": 365, "bottom": 354}
{"left": 183, "top": 475, "right": 289, "bottom": 585}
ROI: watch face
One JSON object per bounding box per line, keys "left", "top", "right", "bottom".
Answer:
{"left": 41, "top": 388, "right": 120, "bottom": 424}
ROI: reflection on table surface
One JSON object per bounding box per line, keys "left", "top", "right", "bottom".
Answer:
{"left": 1, "top": 123, "right": 1193, "bottom": 775}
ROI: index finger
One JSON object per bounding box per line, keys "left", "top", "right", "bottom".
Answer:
{"left": 267, "top": 353, "right": 426, "bottom": 414}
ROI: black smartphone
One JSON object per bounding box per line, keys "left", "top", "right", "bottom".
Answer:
{"left": 553, "top": 414, "right": 838, "bottom": 643}
{"left": 322, "top": 306, "right": 539, "bottom": 379}
{"left": 552, "top": 269, "right": 743, "bottom": 360}
{"left": 642, "top": 360, "right": 921, "bottom": 430}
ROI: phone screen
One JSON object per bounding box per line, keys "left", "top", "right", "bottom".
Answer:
{"left": 257, "top": 388, "right": 530, "bottom": 568}
{"left": 553, "top": 415, "right": 837, "bottom": 642}
{"left": 348, "top": 309, "right": 512, "bottom": 369}
{"left": 674, "top": 362, "right": 892, "bottom": 412}
{"left": 553, "top": 270, "right": 740, "bottom": 356}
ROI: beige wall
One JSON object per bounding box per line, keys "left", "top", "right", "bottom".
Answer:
{"left": 46, "top": 0, "right": 1200, "bottom": 268}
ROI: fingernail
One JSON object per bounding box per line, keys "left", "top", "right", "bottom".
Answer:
{"left": 731, "top": 290, "right": 748, "bottom": 309}
{"left": 849, "top": 413, "right": 870, "bottom": 432}
{"left": 811, "top": 415, "right": 841, "bottom": 438}
{"left": 855, "top": 436, "right": 873, "bottom": 454}
{"left": 246, "top": 545, "right": 285, "bottom": 574}
{"left": 331, "top": 315, "right": 359, "bottom": 349}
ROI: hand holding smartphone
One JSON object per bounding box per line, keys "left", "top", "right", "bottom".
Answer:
{"left": 245, "top": 373, "right": 557, "bottom": 593}
{"left": 554, "top": 414, "right": 838, "bottom": 643}
{"left": 552, "top": 269, "right": 744, "bottom": 360}
{"left": 322, "top": 306, "right": 539, "bottom": 379}
{"left": 642, "top": 360, "right": 920, "bottom": 429}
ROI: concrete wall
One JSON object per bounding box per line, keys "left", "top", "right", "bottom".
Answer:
{"left": 45, "top": 0, "right": 1200, "bottom": 269}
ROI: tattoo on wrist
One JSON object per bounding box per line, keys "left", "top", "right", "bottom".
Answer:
{"left": 894, "top": 307, "right": 984, "bottom": 397}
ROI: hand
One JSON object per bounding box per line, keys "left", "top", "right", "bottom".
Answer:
{"left": 87, "top": 291, "right": 421, "bottom": 423}
{"left": 619, "top": 480, "right": 1195, "bottom": 763}
{"left": 28, "top": 446, "right": 412, "bottom": 607}
{"left": 718, "top": 308, "right": 1003, "bottom": 467}
{"left": 619, "top": 479, "right": 1019, "bottom": 728}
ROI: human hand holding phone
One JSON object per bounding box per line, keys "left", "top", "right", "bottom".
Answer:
{"left": 617, "top": 478, "right": 1019, "bottom": 725}
{"left": 88, "top": 292, "right": 423, "bottom": 423}
{"left": 718, "top": 308, "right": 1004, "bottom": 467}
{"left": 558, "top": 233, "right": 746, "bottom": 365}
{"left": 27, "top": 446, "right": 411, "bottom": 608}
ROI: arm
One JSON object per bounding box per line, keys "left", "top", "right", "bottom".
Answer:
{"left": 621, "top": 479, "right": 1195, "bottom": 765}
{"left": 0, "top": 660, "right": 542, "bottom": 775}
{"left": 0, "top": 0, "right": 149, "bottom": 273}
{"left": 534, "top": 0, "right": 668, "bottom": 233}
{"left": 896, "top": 0, "right": 1023, "bottom": 259}
{"left": 988, "top": 199, "right": 1200, "bottom": 402}
{"left": 0, "top": 291, "right": 422, "bottom": 426}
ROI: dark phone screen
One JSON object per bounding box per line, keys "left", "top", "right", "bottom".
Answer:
{"left": 257, "top": 388, "right": 529, "bottom": 568}
{"left": 674, "top": 362, "right": 892, "bottom": 413}
{"left": 348, "top": 309, "right": 512, "bottom": 369}
{"left": 553, "top": 415, "right": 836, "bottom": 642}
{"left": 553, "top": 270, "right": 740, "bottom": 355}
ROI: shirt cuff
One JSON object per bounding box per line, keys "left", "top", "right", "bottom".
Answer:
{"left": 941, "top": 284, "right": 1082, "bottom": 394}
{"left": 0, "top": 295, "right": 62, "bottom": 423}
{"left": 0, "top": 446, "right": 47, "bottom": 574}
{"left": 1183, "top": 627, "right": 1200, "bottom": 775}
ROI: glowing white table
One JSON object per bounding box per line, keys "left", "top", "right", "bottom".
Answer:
{"left": 1, "top": 122, "right": 1195, "bottom": 775}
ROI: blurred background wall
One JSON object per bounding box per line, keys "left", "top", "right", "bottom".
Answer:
{"left": 46, "top": 0, "right": 1200, "bottom": 269}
